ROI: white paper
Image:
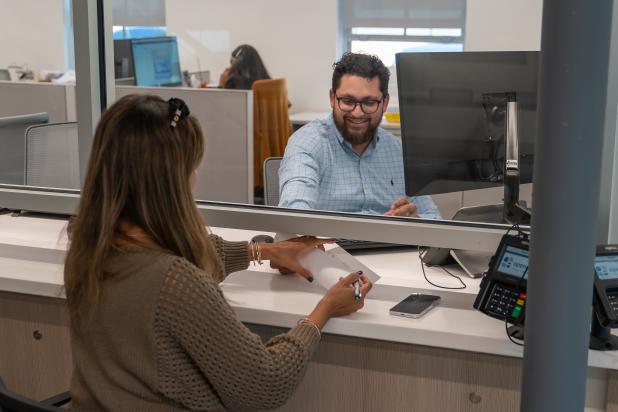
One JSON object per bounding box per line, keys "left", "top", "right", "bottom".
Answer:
{"left": 275, "top": 233, "right": 381, "bottom": 290}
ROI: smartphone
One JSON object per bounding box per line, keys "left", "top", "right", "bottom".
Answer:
{"left": 389, "top": 294, "right": 441, "bottom": 318}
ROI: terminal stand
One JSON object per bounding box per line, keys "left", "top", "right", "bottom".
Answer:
{"left": 589, "top": 312, "right": 618, "bottom": 351}
{"left": 503, "top": 313, "right": 618, "bottom": 350}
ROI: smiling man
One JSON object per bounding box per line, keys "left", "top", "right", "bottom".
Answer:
{"left": 278, "top": 53, "right": 441, "bottom": 218}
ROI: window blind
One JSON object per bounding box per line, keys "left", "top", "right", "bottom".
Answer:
{"left": 343, "top": 0, "right": 466, "bottom": 30}
{"left": 112, "top": 0, "right": 165, "bottom": 27}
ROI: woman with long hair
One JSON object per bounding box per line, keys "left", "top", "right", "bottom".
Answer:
{"left": 64, "top": 94, "right": 371, "bottom": 411}
{"left": 219, "top": 44, "right": 271, "bottom": 89}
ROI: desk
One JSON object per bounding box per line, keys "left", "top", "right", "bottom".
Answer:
{"left": 0, "top": 214, "right": 615, "bottom": 411}
{"left": 290, "top": 111, "right": 402, "bottom": 137}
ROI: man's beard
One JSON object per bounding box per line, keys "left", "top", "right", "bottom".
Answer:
{"left": 333, "top": 112, "right": 381, "bottom": 145}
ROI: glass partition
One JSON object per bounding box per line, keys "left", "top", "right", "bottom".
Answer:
{"left": 3, "top": 0, "right": 592, "bottom": 247}
{"left": 0, "top": 0, "right": 76, "bottom": 190}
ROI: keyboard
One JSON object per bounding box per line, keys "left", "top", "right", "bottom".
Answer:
{"left": 335, "top": 238, "right": 414, "bottom": 251}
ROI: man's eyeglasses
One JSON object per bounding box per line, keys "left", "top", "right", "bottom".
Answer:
{"left": 335, "top": 94, "right": 384, "bottom": 114}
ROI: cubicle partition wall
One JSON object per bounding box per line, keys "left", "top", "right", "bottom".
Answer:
{"left": 0, "top": 82, "right": 254, "bottom": 204}
{"left": 115, "top": 86, "right": 253, "bottom": 204}
{"left": 0, "top": 81, "right": 72, "bottom": 123}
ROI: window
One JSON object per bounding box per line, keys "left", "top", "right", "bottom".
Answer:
{"left": 341, "top": 0, "right": 466, "bottom": 67}
{"left": 112, "top": 26, "right": 167, "bottom": 40}
{"left": 112, "top": 0, "right": 165, "bottom": 39}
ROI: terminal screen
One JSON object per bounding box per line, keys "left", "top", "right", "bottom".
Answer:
{"left": 595, "top": 255, "right": 618, "bottom": 281}
{"left": 497, "top": 245, "right": 529, "bottom": 279}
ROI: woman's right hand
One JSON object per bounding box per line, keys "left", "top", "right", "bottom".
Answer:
{"left": 219, "top": 67, "right": 231, "bottom": 87}
{"left": 305, "top": 272, "right": 372, "bottom": 329}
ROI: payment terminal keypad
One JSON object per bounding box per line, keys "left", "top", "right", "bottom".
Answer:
{"left": 607, "top": 292, "right": 618, "bottom": 317}
{"left": 485, "top": 284, "right": 526, "bottom": 321}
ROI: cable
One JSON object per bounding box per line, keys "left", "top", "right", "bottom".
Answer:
{"left": 505, "top": 319, "right": 524, "bottom": 346}
{"left": 505, "top": 221, "right": 530, "bottom": 240}
{"left": 417, "top": 246, "right": 466, "bottom": 290}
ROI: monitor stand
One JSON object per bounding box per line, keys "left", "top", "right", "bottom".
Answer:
{"left": 420, "top": 201, "right": 530, "bottom": 269}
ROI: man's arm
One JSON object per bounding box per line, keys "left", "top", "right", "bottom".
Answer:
{"left": 278, "top": 137, "right": 321, "bottom": 210}
{"left": 384, "top": 195, "right": 442, "bottom": 219}
{"left": 410, "top": 195, "right": 442, "bottom": 219}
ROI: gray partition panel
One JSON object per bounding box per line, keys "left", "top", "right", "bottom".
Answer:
{"left": 0, "top": 81, "right": 68, "bottom": 123}
{"left": 115, "top": 86, "right": 253, "bottom": 204}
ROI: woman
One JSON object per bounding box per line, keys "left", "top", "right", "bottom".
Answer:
{"left": 219, "top": 44, "right": 271, "bottom": 89}
{"left": 64, "top": 94, "right": 371, "bottom": 411}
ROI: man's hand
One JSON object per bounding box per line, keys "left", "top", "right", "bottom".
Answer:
{"left": 385, "top": 197, "right": 418, "bottom": 217}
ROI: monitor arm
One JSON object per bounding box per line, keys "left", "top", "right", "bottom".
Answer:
{"left": 503, "top": 95, "right": 531, "bottom": 225}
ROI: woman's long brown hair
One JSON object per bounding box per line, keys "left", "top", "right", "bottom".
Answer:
{"left": 64, "top": 94, "right": 219, "bottom": 333}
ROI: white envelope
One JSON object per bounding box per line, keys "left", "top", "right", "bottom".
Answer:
{"left": 275, "top": 233, "right": 381, "bottom": 290}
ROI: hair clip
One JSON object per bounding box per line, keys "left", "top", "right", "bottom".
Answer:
{"left": 168, "top": 97, "right": 190, "bottom": 128}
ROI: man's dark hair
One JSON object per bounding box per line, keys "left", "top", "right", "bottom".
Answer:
{"left": 332, "top": 52, "right": 390, "bottom": 97}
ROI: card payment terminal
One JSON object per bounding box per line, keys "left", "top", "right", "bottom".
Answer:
{"left": 593, "top": 245, "right": 618, "bottom": 328}
{"left": 473, "top": 235, "right": 529, "bottom": 326}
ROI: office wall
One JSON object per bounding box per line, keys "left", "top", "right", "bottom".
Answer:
{"left": 464, "top": 0, "right": 543, "bottom": 51}
{"left": 165, "top": 0, "right": 338, "bottom": 113}
{"left": 0, "top": 0, "right": 66, "bottom": 74}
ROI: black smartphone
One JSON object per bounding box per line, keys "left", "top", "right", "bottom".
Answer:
{"left": 389, "top": 294, "right": 441, "bottom": 318}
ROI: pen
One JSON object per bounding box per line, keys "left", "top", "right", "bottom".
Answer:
{"left": 354, "top": 279, "right": 362, "bottom": 300}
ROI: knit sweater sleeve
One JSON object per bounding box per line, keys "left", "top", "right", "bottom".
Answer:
{"left": 208, "top": 234, "right": 250, "bottom": 281}
{"left": 155, "top": 257, "right": 321, "bottom": 411}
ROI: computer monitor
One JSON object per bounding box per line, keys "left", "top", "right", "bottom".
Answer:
{"left": 113, "top": 39, "right": 134, "bottom": 80}
{"left": 131, "top": 36, "right": 182, "bottom": 87}
{"left": 396, "top": 51, "right": 539, "bottom": 223}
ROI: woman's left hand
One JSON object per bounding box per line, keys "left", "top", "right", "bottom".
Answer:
{"left": 259, "top": 236, "right": 334, "bottom": 282}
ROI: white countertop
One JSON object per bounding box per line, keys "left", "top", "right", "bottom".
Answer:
{"left": 1, "top": 213, "right": 617, "bottom": 370}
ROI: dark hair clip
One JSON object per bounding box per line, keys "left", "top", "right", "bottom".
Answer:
{"left": 168, "top": 97, "right": 190, "bottom": 128}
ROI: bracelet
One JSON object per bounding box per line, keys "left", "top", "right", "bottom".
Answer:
{"left": 250, "top": 240, "right": 263, "bottom": 266}
{"left": 297, "top": 317, "right": 321, "bottom": 339}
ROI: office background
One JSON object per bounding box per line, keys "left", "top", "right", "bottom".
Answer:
{"left": 0, "top": 0, "right": 543, "bottom": 113}
{"left": 0, "top": 2, "right": 617, "bottom": 410}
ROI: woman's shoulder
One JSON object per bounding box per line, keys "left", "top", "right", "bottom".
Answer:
{"left": 108, "top": 248, "right": 202, "bottom": 282}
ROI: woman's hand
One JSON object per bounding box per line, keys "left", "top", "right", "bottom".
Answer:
{"left": 259, "top": 236, "right": 334, "bottom": 282}
{"left": 219, "top": 67, "right": 231, "bottom": 87}
{"left": 305, "top": 272, "right": 373, "bottom": 329}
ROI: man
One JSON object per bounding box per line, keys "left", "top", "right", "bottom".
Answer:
{"left": 278, "top": 52, "right": 441, "bottom": 218}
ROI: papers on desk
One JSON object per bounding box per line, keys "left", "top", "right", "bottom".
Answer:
{"left": 275, "top": 233, "right": 381, "bottom": 290}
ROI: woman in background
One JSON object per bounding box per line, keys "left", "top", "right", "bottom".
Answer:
{"left": 219, "top": 44, "right": 271, "bottom": 89}
{"left": 64, "top": 94, "right": 371, "bottom": 411}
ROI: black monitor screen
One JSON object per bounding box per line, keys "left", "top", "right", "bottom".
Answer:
{"left": 131, "top": 36, "right": 182, "bottom": 87}
{"left": 396, "top": 51, "right": 539, "bottom": 196}
{"left": 113, "top": 39, "right": 134, "bottom": 79}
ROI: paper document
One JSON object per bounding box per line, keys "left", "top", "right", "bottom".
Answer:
{"left": 275, "top": 233, "right": 380, "bottom": 290}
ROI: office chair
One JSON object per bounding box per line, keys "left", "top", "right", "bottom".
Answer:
{"left": 25, "top": 122, "right": 80, "bottom": 189}
{"left": 263, "top": 157, "right": 283, "bottom": 206}
{"left": 0, "top": 375, "right": 70, "bottom": 411}
{"left": 0, "top": 113, "right": 49, "bottom": 185}
{"left": 252, "top": 78, "right": 292, "bottom": 189}
{"left": 0, "top": 69, "right": 10, "bottom": 81}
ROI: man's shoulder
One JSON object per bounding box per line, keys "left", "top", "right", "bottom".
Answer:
{"left": 287, "top": 117, "right": 333, "bottom": 149}
{"left": 377, "top": 126, "right": 399, "bottom": 144}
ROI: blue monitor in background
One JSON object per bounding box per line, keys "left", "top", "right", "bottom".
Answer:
{"left": 131, "top": 36, "right": 182, "bottom": 87}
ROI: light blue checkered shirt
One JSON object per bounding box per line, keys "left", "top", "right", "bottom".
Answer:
{"left": 278, "top": 114, "right": 441, "bottom": 218}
